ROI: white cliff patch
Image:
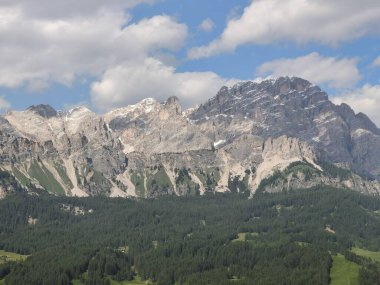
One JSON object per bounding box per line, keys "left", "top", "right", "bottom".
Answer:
{"left": 117, "top": 172, "right": 137, "bottom": 197}
{"left": 213, "top": 140, "right": 226, "bottom": 148}
{"left": 109, "top": 181, "right": 128, "bottom": 198}
{"left": 63, "top": 159, "right": 88, "bottom": 197}
{"left": 352, "top": 128, "right": 373, "bottom": 137}
{"left": 215, "top": 150, "right": 247, "bottom": 193}
{"left": 103, "top": 98, "right": 160, "bottom": 123}
{"left": 5, "top": 111, "right": 58, "bottom": 142}
{"left": 43, "top": 161, "right": 70, "bottom": 195}
{"left": 64, "top": 107, "right": 97, "bottom": 135}
{"left": 162, "top": 164, "right": 177, "bottom": 195}
{"left": 189, "top": 172, "right": 206, "bottom": 195}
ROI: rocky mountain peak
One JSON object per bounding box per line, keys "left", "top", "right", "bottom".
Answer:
{"left": 337, "top": 103, "right": 380, "bottom": 135}
{"left": 164, "top": 96, "right": 182, "bottom": 114}
{"left": 63, "top": 106, "right": 96, "bottom": 121}
{"left": 356, "top": 113, "right": 380, "bottom": 134}
{"left": 27, "top": 104, "right": 57, "bottom": 118}
{"left": 139, "top": 97, "right": 158, "bottom": 108}
{"left": 274, "top": 76, "right": 312, "bottom": 92}
{"left": 189, "top": 76, "right": 328, "bottom": 125}
{"left": 1, "top": 76, "right": 379, "bottom": 198}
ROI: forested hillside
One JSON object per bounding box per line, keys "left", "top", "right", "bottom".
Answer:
{"left": 1, "top": 187, "right": 380, "bottom": 284}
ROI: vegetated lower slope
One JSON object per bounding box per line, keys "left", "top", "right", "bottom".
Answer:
{"left": 256, "top": 160, "right": 380, "bottom": 195}
{"left": 1, "top": 187, "right": 380, "bottom": 284}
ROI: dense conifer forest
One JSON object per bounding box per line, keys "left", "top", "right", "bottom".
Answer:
{"left": 1, "top": 187, "right": 380, "bottom": 284}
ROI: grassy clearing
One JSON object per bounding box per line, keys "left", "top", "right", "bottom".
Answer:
{"left": 0, "top": 250, "right": 28, "bottom": 264}
{"left": 110, "top": 275, "right": 152, "bottom": 284}
{"left": 54, "top": 162, "right": 73, "bottom": 189}
{"left": 91, "top": 169, "right": 112, "bottom": 193}
{"left": 147, "top": 167, "right": 174, "bottom": 195}
{"left": 174, "top": 168, "right": 199, "bottom": 195}
{"left": 232, "top": 233, "right": 247, "bottom": 242}
{"left": 28, "top": 160, "right": 65, "bottom": 195}
{"left": 11, "top": 166, "right": 29, "bottom": 186}
{"left": 229, "top": 276, "right": 241, "bottom": 282}
{"left": 195, "top": 168, "right": 220, "bottom": 192}
{"left": 228, "top": 173, "right": 250, "bottom": 193}
{"left": 232, "top": 232, "right": 259, "bottom": 242}
{"left": 241, "top": 173, "right": 250, "bottom": 191}
{"left": 330, "top": 254, "right": 359, "bottom": 285}
{"left": 73, "top": 274, "right": 151, "bottom": 285}
{"left": 130, "top": 171, "right": 145, "bottom": 198}
{"left": 118, "top": 246, "right": 129, "bottom": 253}
{"left": 352, "top": 247, "right": 380, "bottom": 263}
{"left": 297, "top": 242, "right": 311, "bottom": 247}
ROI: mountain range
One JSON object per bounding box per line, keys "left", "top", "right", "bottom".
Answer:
{"left": 1, "top": 76, "right": 379, "bottom": 198}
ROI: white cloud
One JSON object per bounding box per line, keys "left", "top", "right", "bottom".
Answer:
{"left": 188, "top": 0, "right": 380, "bottom": 59}
{"left": 0, "top": 1, "right": 240, "bottom": 112}
{"left": 257, "top": 53, "right": 361, "bottom": 89}
{"left": 0, "top": 2, "right": 187, "bottom": 89}
{"left": 198, "top": 18, "right": 215, "bottom": 32}
{"left": 332, "top": 84, "right": 380, "bottom": 127}
{"left": 0, "top": 96, "right": 11, "bottom": 111}
{"left": 372, "top": 56, "right": 380, "bottom": 67}
{"left": 0, "top": 0, "right": 154, "bottom": 19}
{"left": 91, "top": 58, "right": 231, "bottom": 111}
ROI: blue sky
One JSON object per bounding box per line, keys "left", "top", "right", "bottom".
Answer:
{"left": 0, "top": 0, "right": 380, "bottom": 124}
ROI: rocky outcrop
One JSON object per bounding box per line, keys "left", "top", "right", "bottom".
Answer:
{"left": 251, "top": 136, "right": 320, "bottom": 191}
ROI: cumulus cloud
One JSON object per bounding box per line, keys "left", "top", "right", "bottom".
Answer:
{"left": 188, "top": 0, "right": 380, "bottom": 59}
{"left": 91, "top": 58, "right": 231, "bottom": 111}
{"left": 198, "top": 18, "right": 215, "bottom": 32}
{"left": 0, "top": 1, "right": 239, "bottom": 112}
{"left": 372, "top": 56, "right": 380, "bottom": 67}
{"left": 257, "top": 53, "right": 361, "bottom": 89}
{"left": 0, "top": 0, "right": 154, "bottom": 19}
{"left": 0, "top": 2, "right": 187, "bottom": 89}
{"left": 332, "top": 85, "right": 380, "bottom": 126}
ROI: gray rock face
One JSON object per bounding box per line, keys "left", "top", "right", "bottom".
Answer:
{"left": 1, "top": 107, "right": 127, "bottom": 196}
{"left": 0, "top": 76, "right": 379, "bottom": 198}
{"left": 190, "top": 77, "right": 380, "bottom": 179}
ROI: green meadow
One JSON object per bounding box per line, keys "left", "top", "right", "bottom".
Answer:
{"left": 330, "top": 254, "right": 359, "bottom": 285}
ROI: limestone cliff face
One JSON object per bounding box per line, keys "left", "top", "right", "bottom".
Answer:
{"left": 0, "top": 77, "right": 379, "bottom": 198}
{"left": 251, "top": 136, "right": 320, "bottom": 191}
{"left": 1, "top": 106, "right": 127, "bottom": 196}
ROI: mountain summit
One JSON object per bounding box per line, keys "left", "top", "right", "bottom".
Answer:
{"left": 27, "top": 104, "right": 57, "bottom": 118}
{"left": 1, "top": 77, "right": 379, "bottom": 198}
